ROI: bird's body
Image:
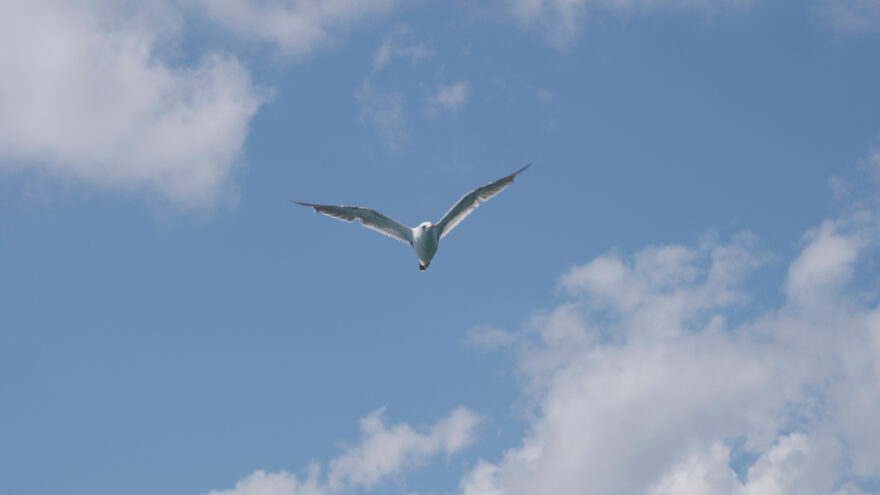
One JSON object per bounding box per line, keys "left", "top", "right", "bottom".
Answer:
{"left": 294, "top": 164, "right": 530, "bottom": 270}
{"left": 412, "top": 222, "right": 439, "bottom": 270}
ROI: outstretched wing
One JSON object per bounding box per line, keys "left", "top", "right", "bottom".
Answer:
{"left": 293, "top": 202, "right": 414, "bottom": 245}
{"left": 435, "top": 164, "right": 531, "bottom": 240}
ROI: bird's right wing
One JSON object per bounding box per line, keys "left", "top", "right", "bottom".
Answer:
{"left": 435, "top": 164, "right": 531, "bottom": 239}
{"left": 293, "top": 202, "right": 414, "bottom": 245}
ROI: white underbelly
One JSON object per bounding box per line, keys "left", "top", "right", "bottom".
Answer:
{"left": 413, "top": 231, "right": 438, "bottom": 262}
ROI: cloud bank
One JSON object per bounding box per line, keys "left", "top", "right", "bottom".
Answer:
{"left": 461, "top": 208, "right": 880, "bottom": 493}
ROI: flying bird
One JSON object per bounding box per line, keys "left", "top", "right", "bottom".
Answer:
{"left": 293, "top": 164, "right": 531, "bottom": 271}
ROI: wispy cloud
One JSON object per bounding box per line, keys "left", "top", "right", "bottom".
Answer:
{"left": 506, "top": 0, "right": 755, "bottom": 47}
{"left": 204, "top": 406, "right": 479, "bottom": 495}
{"left": 191, "top": 0, "right": 395, "bottom": 56}
{"left": 425, "top": 82, "right": 471, "bottom": 117}
{"left": 358, "top": 25, "right": 435, "bottom": 149}
{"left": 465, "top": 325, "right": 516, "bottom": 350}
{"left": 373, "top": 24, "right": 434, "bottom": 72}
{"left": 0, "top": 1, "right": 266, "bottom": 210}
{"left": 356, "top": 80, "right": 409, "bottom": 150}
{"left": 815, "top": 0, "right": 880, "bottom": 33}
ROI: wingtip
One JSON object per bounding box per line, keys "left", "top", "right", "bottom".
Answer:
{"left": 512, "top": 163, "right": 532, "bottom": 178}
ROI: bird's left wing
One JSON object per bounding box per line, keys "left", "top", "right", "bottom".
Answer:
{"left": 435, "top": 164, "right": 530, "bottom": 240}
{"left": 293, "top": 202, "right": 414, "bottom": 245}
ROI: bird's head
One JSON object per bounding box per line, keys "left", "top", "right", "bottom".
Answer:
{"left": 418, "top": 222, "right": 433, "bottom": 230}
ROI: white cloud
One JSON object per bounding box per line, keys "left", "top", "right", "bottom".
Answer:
{"left": 355, "top": 80, "right": 408, "bottom": 150}
{"left": 459, "top": 460, "right": 504, "bottom": 495}
{"left": 557, "top": 235, "right": 761, "bottom": 341}
{"left": 784, "top": 219, "right": 868, "bottom": 305}
{"left": 506, "top": 0, "right": 755, "bottom": 47}
{"left": 0, "top": 0, "right": 265, "bottom": 210}
{"left": 647, "top": 442, "right": 743, "bottom": 495}
{"left": 328, "top": 406, "right": 479, "bottom": 490}
{"left": 461, "top": 209, "right": 880, "bottom": 494}
{"left": 206, "top": 406, "right": 479, "bottom": 495}
{"left": 0, "top": 0, "right": 405, "bottom": 209}
{"left": 373, "top": 25, "right": 434, "bottom": 72}
{"left": 204, "top": 469, "right": 323, "bottom": 495}
{"left": 648, "top": 433, "right": 842, "bottom": 495}
{"left": 425, "top": 82, "right": 471, "bottom": 117}
{"left": 191, "top": 0, "right": 395, "bottom": 56}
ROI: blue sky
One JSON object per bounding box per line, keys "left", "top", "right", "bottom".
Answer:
{"left": 3, "top": 1, "right": 880, "bottom": 494}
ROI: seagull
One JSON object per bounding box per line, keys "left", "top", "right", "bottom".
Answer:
{"left": 293, "top": 164, "right": 530, "bottom": 271}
